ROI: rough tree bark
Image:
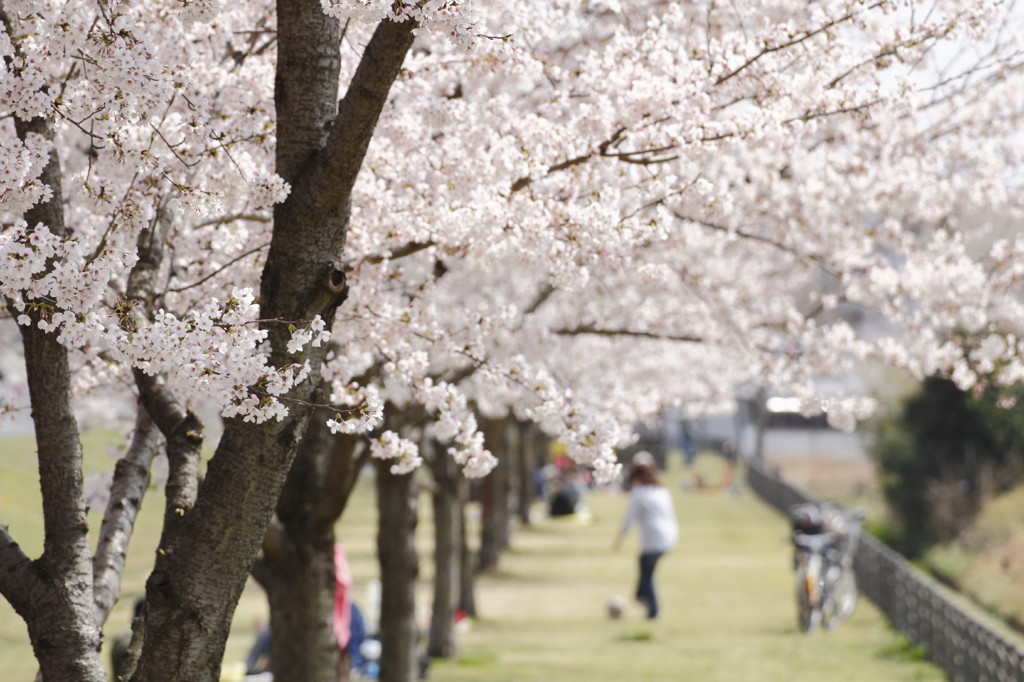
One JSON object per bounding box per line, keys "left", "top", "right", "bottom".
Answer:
{"left": 255, "top": 386, "right": 427, "bottom": 681}
{"left": 376, "top": 459, "right": 420, "bottom": 682}
{"left": 252, "top": 406, "right": 366, "bottom": 682}
{"left": 427, "top": 442, "right": 461, "bottom": 658}
{"left": 260, "top": 529, "right": 337, "bottom": 682}
{"left": 129, "top": 6, "right": 418, "bottom": 680}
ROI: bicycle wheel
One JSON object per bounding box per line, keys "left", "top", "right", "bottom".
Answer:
{"left": 796, "top": 569, "right": 821, "bottom": 633}
{"left": 829, "top": 569, "right": 858, "bottom": 627}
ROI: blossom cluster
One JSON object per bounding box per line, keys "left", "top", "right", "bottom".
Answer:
{"left": 286, "top": 316, "right": 331, "bottom": 355}
{"left": 326, "top": 383, "right": 385, "bottom": 435}
{"left": 113, "top": 289, "right": 319, "bottom": 424}
{"left": 416, "top": 378, "right": 497, "bottom": 478}
{"left": 0, "top": 135, "right": 53, "bottom": 215}
{"left": 369, "top": 430, "right": 423, "bottom": 475}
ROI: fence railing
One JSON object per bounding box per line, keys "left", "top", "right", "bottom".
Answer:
{"left": 747, "top": 459, "right": 1024, "bottom": 682}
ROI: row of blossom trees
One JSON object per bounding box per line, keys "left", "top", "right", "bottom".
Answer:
{"left": 2, "top": 0, "right": 1024, "bottom": 679}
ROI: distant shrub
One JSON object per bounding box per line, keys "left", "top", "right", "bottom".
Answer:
{"left": 869, "top": 377, "right": 1024, "bottom": 557}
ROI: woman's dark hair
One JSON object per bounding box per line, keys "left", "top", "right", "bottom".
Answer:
{"left": 628, "top": 463, "right": 660, "bottom": 487}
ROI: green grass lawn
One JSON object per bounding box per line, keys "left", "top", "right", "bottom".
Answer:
{"left": 0, "top": 434, "right": 943, "bottom": 681}
{"left": 429, "top": 458, "right": 942, "bottom": 682}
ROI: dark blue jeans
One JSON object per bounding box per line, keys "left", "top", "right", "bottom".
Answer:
{"left": 636, "top": 551, "right": 665, "bottom": 619}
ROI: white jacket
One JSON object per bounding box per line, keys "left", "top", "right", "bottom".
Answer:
{"left": 620, "top": 484, "right": 678, "bottom": 553}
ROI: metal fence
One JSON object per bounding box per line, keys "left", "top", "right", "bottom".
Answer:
{"left": 747, "top": 460, "right": 1024, "bottom": 682}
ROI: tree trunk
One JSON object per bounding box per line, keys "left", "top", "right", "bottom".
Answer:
{"left": 478, "top": 472, "right": 497, "bottom": 572}
{"left": 262, "top": 534, "right": 339, "bottom": 682}
{"left": 496, "top": 422, "right": 512, "bottom": 550}
{"left": 376, "top": 460, "right": 420, "bottom": 682}
{"left": 130, "top": 8, "right": 417, "bottom": 679}
{"left": 531, "top": 427, "right": 551, "bottom": 502}
{"left": 427, "top": 446, "right": 460, "bottom": 659}
{"left": 514, "top": 421, "right": 535, "bottom": 527}
{"left": 0, "top": 113, "right": 106, "bottom": 682}
{"left": 457, "top": 480, "right": 477, "bottom": 618}
{"left": 254, "top": 409, "right": 364, "bottom": 682}
{"left": 478, "top": 417, "right": 510, "bottom": 571}
{"left": 13, "top": 306, "right": 106, "bottom": 682}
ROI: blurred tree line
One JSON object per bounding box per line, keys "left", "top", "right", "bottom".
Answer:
{"left": 870, "top": 377, "right": 1024, "bottom": 557}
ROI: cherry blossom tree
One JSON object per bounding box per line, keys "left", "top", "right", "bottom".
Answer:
{"left": 2, "top": 0, "right": 1024, "bottom": 680}
{"left": 1, "top": 0, "right": 418, "bottom": 678}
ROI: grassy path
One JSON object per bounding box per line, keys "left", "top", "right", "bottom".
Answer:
{"left": 429, "top": 458, "right": 943, "bottom": 682}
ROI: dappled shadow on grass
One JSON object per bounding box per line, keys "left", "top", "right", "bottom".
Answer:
{"left": 514, "top": 523, "right": 576, "bottom": 535}
{"left": 615, "top": 629, "right": 655, "bottom": 643}
{"left": 452, "top": 653, "right": 498, "bottom": 667}
{"left": 875, "top": 636, "right": 928, "bottom": 664}
{"left": 764, "top": 624, "right": 802, "bottom": 636}
{"left": 474, "top": 568, "right": 529, "bottom": 583}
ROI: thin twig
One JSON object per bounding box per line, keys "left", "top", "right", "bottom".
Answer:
{"left": 715, "top": 1, "right": 887, "bottom": 85}
{"left": 555, "top": 325, "right": 704, "bottom": 343}
{"left": 345, "top": 240, "right": 437, "bottom": 271}
{"left": 164, "top": 243, "right": 269, "bottom": 294}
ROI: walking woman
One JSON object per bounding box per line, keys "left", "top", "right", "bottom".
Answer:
{"left": 613, "top": 460, "right": 679, "bottom": 620}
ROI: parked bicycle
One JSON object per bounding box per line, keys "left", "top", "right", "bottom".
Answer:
{"left": 789, "top": 502, "right": 865, "bottom": 633}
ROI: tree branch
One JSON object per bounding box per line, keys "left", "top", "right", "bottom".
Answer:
{"left": 510, "top": 126, "right": 626, "bottom": 194}
{"left": 555, "top": 324, "right": 704, "bottom": 343}
{"left": 672, "top": 211, "right": 840, "bottom": 277}
{"left": 0, "top": 524, "right": 42, "bottom": 620}
{"left": 310, "top": 433, "right": 365, "bottom": 536}
{"left": 314, "top": 17, "right": 419, "bottom": 213}
{"left": 524, "top": 284, "right": 555, "bottom": 316}
{"left": 134, "top": 370, "right": 204, "bottom": 537}
{"left": 13, "top": 110, "right": 93, "bottom": 573}
{"left": 191, "top": 213, "right": 271, "bottom": 230}
{"left": 92, "top": 406, "right": 163, "bottom": 625}
{"left": 252, "top": 517, "right": 291, "bottom": 590}
{"left": 345, "top": 240, "right": 436, "bottom": 272}
{"left": 128, "top": 207, "right": 205, "bottom": 545}
{"left": 273, "top": 1, "right": 344, "bottom": 185}
{"left": 164, "top": 242, "right": 269, "bottom": 294}
{"left": 342, "top": 446, "right": 374, "bottom": 510}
